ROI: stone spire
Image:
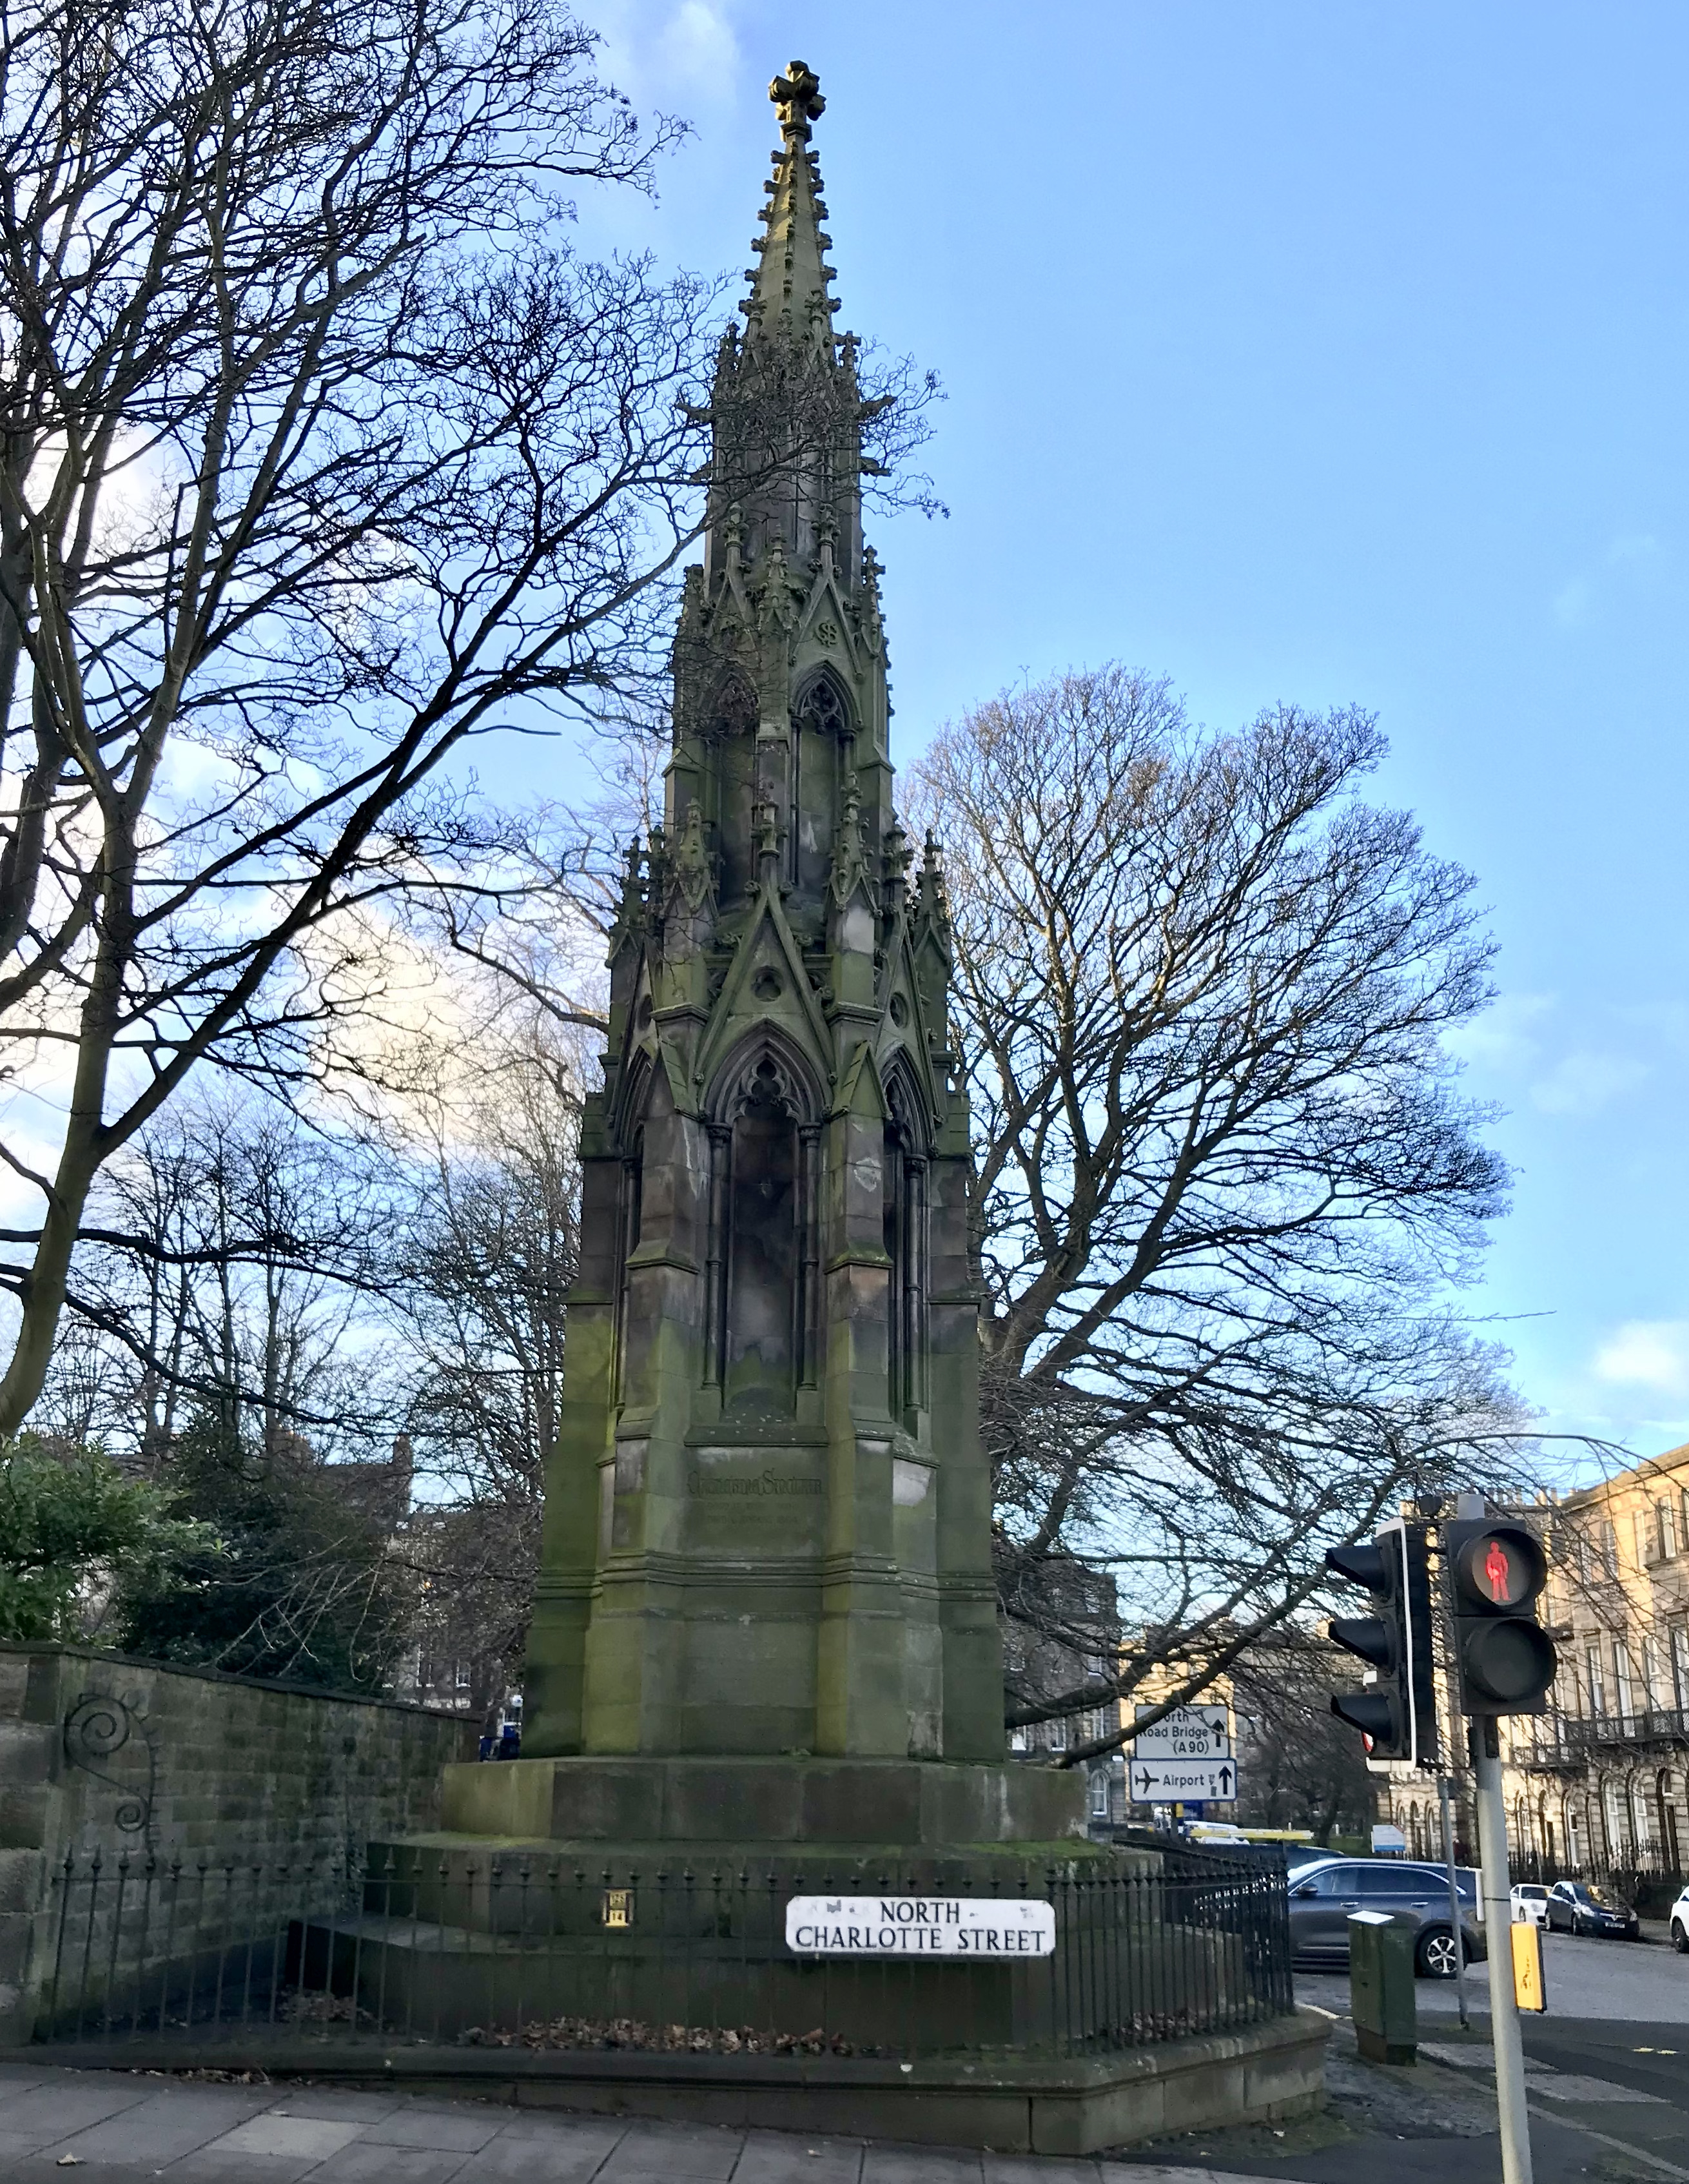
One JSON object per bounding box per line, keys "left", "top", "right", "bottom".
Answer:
{"left": 748, "top": 61, "right": 837, "bottom": 353}
{"left": 697, "top": 58, "right": 866, "bottom": 600}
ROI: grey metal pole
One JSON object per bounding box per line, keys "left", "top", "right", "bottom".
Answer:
{"left": 1438, "top": 1772, "right": 1470, "bottom": 2031}
{"left": 1473, "top": 1718, "right": 1533, "bottom": 2184}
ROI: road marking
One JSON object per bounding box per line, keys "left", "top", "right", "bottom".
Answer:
{"left": 1528, "top": 2072, "right": 1670, "bottom": 2105}
{"left": 1527, "top": 2103, "right": 1689, "bottom": 2181}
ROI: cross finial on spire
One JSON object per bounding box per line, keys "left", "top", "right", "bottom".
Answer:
{"left": 770, "top": 60, "right": 825, "bottom": 140}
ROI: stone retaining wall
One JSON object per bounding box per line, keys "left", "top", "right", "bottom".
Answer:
{"left": 0, "top": 1641, "right": 475, "bottom": 2043}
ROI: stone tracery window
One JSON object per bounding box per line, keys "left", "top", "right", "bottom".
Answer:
{"left": 710, "top": 674, "right": 759, "bottom": 902}
{"left": 712, "top": 672, "right": 757, "bottom": 737}
{"left": 704, "top": 1048, "right": 820, "bottom": 1414}
{"left": 791, "top": 675, "right": 850, "bottom": 897}
{"left": 883, "top": 1072, "right": 929, "bottom": 1425}
{"left": 796, "top": 675, "right": 848, "bottom": 739}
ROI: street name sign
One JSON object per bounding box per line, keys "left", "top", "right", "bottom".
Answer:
{"left": 1128, "top": 1757, "right": 1238, "bottom": 1803}
{"left": 785, "top": 1895, "right": 1055, "bottom": 1957}
{"left": 1130, "top": 1703, "right": 1232, "bottom": 1759}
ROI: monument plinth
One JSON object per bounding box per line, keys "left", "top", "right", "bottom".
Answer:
{"left": 507, "top": 57, "right": 1085, "bottom": 1854}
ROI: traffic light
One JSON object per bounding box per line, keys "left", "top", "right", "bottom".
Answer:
{"left": 1324, "top": 1519, "right": 1439, "bottom": 1766}
{"left": 1443, "top": 1516, "right": 1557, "bottom": 1716}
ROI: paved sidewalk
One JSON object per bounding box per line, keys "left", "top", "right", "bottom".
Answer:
{"left": 0, "top": 2060, "right": 1291, "bottom": 2184}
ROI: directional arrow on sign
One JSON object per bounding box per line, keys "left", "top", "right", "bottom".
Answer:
{"left": 1128, "top": 1757, "right": 1239, "bottom": 1803}
{"left": 1131, "top": 1704, "right": 1233, "bottom": 1760}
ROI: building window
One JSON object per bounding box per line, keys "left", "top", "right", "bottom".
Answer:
{"left": 1644, "top": 1633, "right": 1666, "bottom": 1711}
{"left": 1673, "top": 1626, "right": 1689, "bottom": 1713}
{"left": 1048, "top": 1717, "right": 1067, "bottom": 1752}
{"left": 1636, "top": 1509, "right": 1652, "bottom": 1569}
{"left": 1586, "top": 1645, "right": 1606, "bottom": 1719}
{"left": 1614, "top": 1642, "right": 1635, "bottom": 1721}
{"left": 455, "top": 1661, "right": 471, "bottom": 1690}
{"left": 1661, "top": 1499, "right": 1679, "bottom": 1560}
{"left": 1089, "top": 1770, "right": 1109, "bottom": 1817}
{"left": 1010, "top": 1726, "right": 1028, "bottom": 1753}
{"left": 1603, "top": 1521, "right": 1619, "bottom": 1576}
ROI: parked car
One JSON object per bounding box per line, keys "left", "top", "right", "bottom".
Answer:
{"left": 1286, "top": 1858, "right": 1485, "bottom": 1978}
{"left": 1511, "top": 1882, "right": 1551, "bottom": 1927}
{"left": 1545, "top": 1880, "right": 1639, "bottom": 1939}
{"left": 1669, "top": 1882, "right": 1689, "bottom": 1954}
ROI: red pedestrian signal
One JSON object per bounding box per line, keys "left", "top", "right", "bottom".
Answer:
{"left": 1444, "top": 1516, "right": 1556, "bottom": 1717}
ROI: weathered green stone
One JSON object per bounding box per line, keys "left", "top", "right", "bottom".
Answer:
{"left": 520, "top": 63, "right": 1082, "bottom": 1850}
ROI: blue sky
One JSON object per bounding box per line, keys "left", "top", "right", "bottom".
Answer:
{"left": 558, "top": 1, "right": 1689, "bottom": 1469}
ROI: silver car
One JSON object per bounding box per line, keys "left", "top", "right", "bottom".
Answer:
{"left": 1287, "top": 1858, "right": 1485, "bottom": 1978}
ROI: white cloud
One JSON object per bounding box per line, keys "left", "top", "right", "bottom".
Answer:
{"left": 1443, "top": 990, "right": 1553, "bottom": 1075}
{"left": 665, "top": 1, "right": 739, "bottom": 99}
{"left": 1528, "top": 1049, "right": 1647, "bottom": 1116}
{"left": 591, "top": 0, "right": 742, "bottom": 108}
{"left": 1606, "top": 531, "right": 1661, "bottom": 570}
{"left": 1553, "top": 531, "right": 1675, "bottom": 630}
{"left": 1553, "top": 577, "right": 1591, "bottom": 629}
{"left": 1594, "top": 1320, "right": 1689, "bottom": 1398}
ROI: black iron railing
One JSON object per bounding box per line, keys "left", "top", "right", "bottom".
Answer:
{"left": 1519, "top": 1708, "right": 1689, "bottom": 1765}
{"left": 32, "top": 1842, "right": 1293, "bottom": 2062}
{"left": 1507, "top": 1849, "right": 1683, "bottom": 1896}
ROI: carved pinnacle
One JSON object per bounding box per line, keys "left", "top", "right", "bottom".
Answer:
{"left": 770, "top": 59, "right": 825, "bottom": 139}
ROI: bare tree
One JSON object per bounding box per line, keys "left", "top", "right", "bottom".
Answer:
{"left": 387, "top": 1014, "right": 584, "bottom": 1721}
{"left": 1231, "top": 1630, "right": 1378, "bottom": 1844}
{"left": 907, "top": 667, "right": 1527, "bottom": 1755}
{"left": 0, "top": 0, "right": 728, "bottom": 1430}
{"left": 35, "top": 1091, "right": 396, "bottom": 1461}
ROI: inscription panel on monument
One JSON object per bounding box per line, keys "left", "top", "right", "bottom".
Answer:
{"left": 684, "top": 1449, "right": 826, "bottom": 1548}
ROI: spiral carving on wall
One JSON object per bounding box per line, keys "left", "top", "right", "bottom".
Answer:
{"left": 63, "top": 1691, "right": 156, "bottom": 1838}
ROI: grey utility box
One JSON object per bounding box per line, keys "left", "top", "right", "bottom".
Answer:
{"left": 1348, "top": 1909, "right": 1417, "bottom": 2064}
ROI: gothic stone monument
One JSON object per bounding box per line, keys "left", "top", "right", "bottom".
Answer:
{"left": 445, "top": 61, "right": 1082, "bottom": 1856}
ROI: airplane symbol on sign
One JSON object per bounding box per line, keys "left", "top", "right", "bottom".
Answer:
{"left": 1131, "top": 1762, "right": 1235, "bottom": 1797}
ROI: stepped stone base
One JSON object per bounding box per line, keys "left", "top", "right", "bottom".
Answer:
{"left": 35, "top": 2011, "right": 1331, "bottom": 2155}
{"left": 438, "top": 1754, "right": 1088, "bottom": 1851}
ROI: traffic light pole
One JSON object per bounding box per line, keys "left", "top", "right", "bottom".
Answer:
{"left": 1472, "top": 1717, "right": 1533, "bottom": 2184}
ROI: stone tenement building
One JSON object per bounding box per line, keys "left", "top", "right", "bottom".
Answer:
{"left": 1504, "top": 1448, "right": 1689, "bottom": 1872}
{"left": 493, "top": 59, "right": 1079, "bottom": 1848}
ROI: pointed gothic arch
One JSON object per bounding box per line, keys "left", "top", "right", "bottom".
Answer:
{"left": 881, "top": 1053, "right": 930, "bottom": 1424}
{"left": 608, "top": 1034, "right": 656, "bottom": 1149}
{"left": 706, "top": 669, "right": 759, "bottom": 903}
{"left": 701, "top": 1032, "right": 825, "bottom": 1412}
{"left": 793, "top": 667, "right": 852, "bottom": 739}
{"left": 703, "top": 1027, "right": 826, "bottom": 1128}
{"left": 881, "top": 1051, "right": 931, "bottom": 1158}
{"left": 708, "top": 668, "right": 758, "bottom": 738}
{"left": 790, "top": 669, "right": 853, "bottom": 899}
